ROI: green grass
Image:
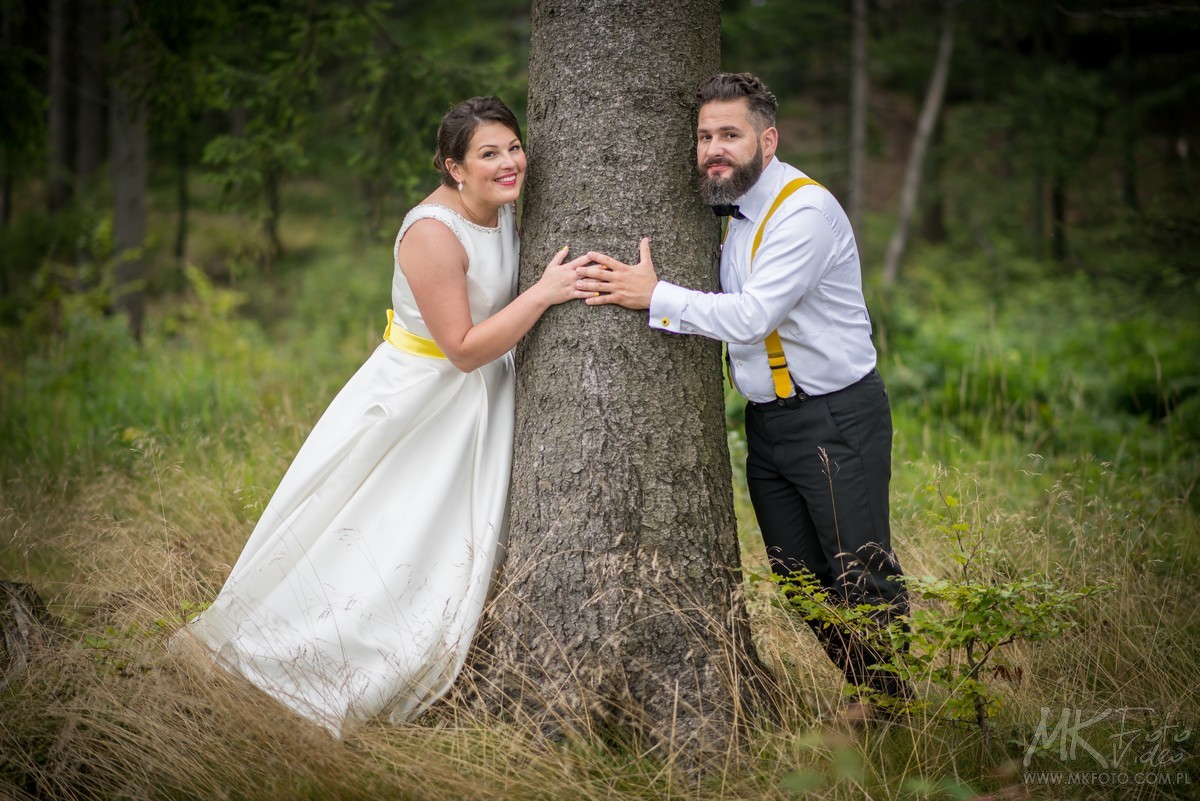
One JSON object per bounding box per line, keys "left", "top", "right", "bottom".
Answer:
{"left": 2, "top": 187, "right": 1197, "bottom": 800}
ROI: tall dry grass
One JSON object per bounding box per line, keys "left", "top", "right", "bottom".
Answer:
{"left": 2, "top": 433, "right": 1196, "bottom": 800}
{"left": 3, "top": 190, "right": 1196, "bottom": 799}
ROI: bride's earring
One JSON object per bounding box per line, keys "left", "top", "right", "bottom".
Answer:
{"left": 457, "top": 181, "right": 464, "bottom": 192}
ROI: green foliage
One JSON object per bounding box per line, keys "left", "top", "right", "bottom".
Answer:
{"left": 874, "top": 240, "right": 1200, "bottom": 465}
{"left": 0, "top": 203, "right": 110, "bottom": 325}
{"left": 321, "top": 1, "right": 529, "bottom": 236}
{"left": 766, "top": 471, "right": 1103, "bottom": 761}
{"left": 198, "top": 3, "right": 323, "bottom": 263}
{"left": 0, "top": 262, "right": 269, "bottom": 476}
{"left": 202, "top": 127, "right": 308, "bottom": 221}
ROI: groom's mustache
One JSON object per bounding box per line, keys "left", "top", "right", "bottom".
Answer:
{"left": 704, "top": 157, "right": 734, "bottom": 168}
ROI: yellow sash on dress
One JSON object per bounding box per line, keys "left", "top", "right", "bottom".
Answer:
{"left": 383, "top": 309, "right": 446, "bottom": 359}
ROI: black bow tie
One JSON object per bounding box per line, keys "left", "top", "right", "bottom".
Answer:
{"left": 712, "top": 204, "right": 745, "bottom": 219}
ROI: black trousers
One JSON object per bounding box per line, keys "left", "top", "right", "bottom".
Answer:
{"left": 745, "top": 368, "right": 909, "bottom": 697}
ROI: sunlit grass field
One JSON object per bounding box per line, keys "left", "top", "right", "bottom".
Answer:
{"left": 2, "top": 183, "right": 1197, "bottom": 800}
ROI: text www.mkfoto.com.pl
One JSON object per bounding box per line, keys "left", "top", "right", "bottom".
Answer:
{"left": 1023, "top": 771, "right": 1192, "bottom": 786}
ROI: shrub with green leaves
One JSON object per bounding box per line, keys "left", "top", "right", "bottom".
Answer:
{"left": 770, "top": 472, "right": 1104, "bottom": 759}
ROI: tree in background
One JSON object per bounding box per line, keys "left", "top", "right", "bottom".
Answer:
{"left": 46, "top": 0, "right": 73, "bottom": 215}
{"left": 881, "top": 0, "right": 955, "bottom": 286}
{"left": 110, "top": 0, "right": 149, "bottom": 341}
{"left": 331, "top": 0, "right": 528, "bottom": 238}
{"left": 722, "top": 0, "right": 852, "bottom": 197}
{"left": 75, "top": 0, "right": 106, "bottom": 194}
{"left": 0, "top": 0, "right": 43, "bottom": 230}
{"left": 6, "top": 0, "right": 1200, "bottom": 320}
{"left": 847, "top": 0, "right": 868, "bottom": 238}
{"left": 200, "top": 0, "right": 321, "bottom": 267}
{"left": 470, "top": 0, "right": 767, "bottom": 760}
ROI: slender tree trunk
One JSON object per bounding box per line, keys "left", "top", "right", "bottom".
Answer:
{"left": 48, "top": 0, "right": 75, "bottom": 213}
{"left": 75, "top": 0, "right": 106, "bottom": 190}
{"left": 1, "top": 3, "right": 12, "bottom": 227}
{"left": 1031, "top": 165, "right": 1045, "bottom": 260}
{"left": 175, "top": 127, "right": 190, "bottom": 267}
{"left": 881, "top": 0, "right": 956, "bottom": 286}
{"left": 848, "top": 0, "right": 868, "bottom": 238}
{"left": 110, "top": 2, "right": 147, "bottom": 341}
{"left": 263, "top": 169, "right": 282, "bottom": 266}
{"left": 1176, "top": 131, "right": 1193, "bottom": 200}
{"left": 1118, "top": 21, "right": 1140, "bottom": 212}
{"left": 1048, "top": 10, "right": 1070, "bottom": 264}
{"left": 1023, "top": 21, "right": 1045, "bottom": 260}
{"left": 0, "top": 152, "right": 10, "bottom": 228}
{"left": 919, "top": 124, "right": 948, "bottom": 243}
{"left": 1050, "top": 177, "right": 1068, "bottom": 263}
{"left": 470, "top": 0, "right": 767, "bottom": 764}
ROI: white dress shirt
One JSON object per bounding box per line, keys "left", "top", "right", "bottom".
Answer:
{"left": 649, "top": 156, "right": 876, "bottom": 402}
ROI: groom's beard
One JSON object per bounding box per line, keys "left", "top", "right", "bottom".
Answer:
{"left": 697, "top": 141, "right": 765, "bottom": 206}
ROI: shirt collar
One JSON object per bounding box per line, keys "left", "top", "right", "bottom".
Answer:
{"left": 735, "top": 156, "right": 787, "bottom": 225}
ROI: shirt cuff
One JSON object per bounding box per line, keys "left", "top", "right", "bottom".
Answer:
{"left": 648, "top": 281, "right": 690, "bottom": 333}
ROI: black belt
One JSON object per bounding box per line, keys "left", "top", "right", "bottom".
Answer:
{"left": 747, "top": 387, "right": 812, "bottom": 409}
{"left": 746, "top": 368, "right": 876, "bottom": 411}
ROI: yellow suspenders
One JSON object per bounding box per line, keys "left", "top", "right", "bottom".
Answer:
{"left": 725, "top": 176, "right": 825, "bottom": 399}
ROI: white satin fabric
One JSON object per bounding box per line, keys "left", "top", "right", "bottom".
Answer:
{"left": 186, "top": 203, "right": 518, "bottom": 736}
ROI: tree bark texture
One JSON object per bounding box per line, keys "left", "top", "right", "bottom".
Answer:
{"left": 881, "top": 0, "right": 955, "bottom": 286}
{"left": 470, "top": 0, "right": 766, "bottom": 762}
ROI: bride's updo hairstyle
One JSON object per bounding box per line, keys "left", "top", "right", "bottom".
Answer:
{"left": 433, "top": 96, "right": 523, "bottom": 188}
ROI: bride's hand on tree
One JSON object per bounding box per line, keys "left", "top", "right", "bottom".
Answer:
{"left": 536, "top": 246, "right": 596, "bottom": 306}
{"left": 576, "top": 237, "right": 657, "bottom": 310}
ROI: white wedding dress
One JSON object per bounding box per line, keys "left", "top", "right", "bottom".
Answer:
{"left": 185, "top": 203, "right": 518, "bottom": 737}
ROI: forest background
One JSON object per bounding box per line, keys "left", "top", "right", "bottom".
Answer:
{"left": 1, "top": 1, "right": 1198, "bottom": 799}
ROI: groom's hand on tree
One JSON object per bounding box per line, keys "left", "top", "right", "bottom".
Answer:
{"left": 576, "top": 237, "right": 657, "bottom": 310}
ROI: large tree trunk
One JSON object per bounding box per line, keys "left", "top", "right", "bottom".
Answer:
{"left": 881, "top": 0, "right": 956, "bottom": 286}
{"left": 470, "top": 0, "right": 767, "bottom": 764}
{"left": 47, "top": 0, "right": 75, "bottom": 214}
{"left": 110, "top": 2, "right": 148, "bottom": 341}
{"left": 848, "top": 0, "right": 869, "bottom": 238}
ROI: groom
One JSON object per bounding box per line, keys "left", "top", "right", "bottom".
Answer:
{"left": 575, "top": 72, "right": 910, "bottom": 711}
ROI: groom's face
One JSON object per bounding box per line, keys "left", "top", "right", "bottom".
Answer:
{"left": 695, "top": 99, "right": 776, "bottom": 205}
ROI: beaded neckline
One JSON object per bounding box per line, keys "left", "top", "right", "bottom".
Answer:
{"left": 416, "top": 203, "right": 502, "bottom": 233}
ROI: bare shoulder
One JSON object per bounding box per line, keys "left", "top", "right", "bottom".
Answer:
{"left": 398, "top": 216, "right": 467, "bottom": 276}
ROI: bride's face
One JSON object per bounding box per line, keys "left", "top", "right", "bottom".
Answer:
{"left": 451, "top": 122, "right": 526, "bottom": 208}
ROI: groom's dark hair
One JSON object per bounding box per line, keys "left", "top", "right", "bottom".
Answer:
{"left": 695, "top": 72, "right": 777, "bottom": 134}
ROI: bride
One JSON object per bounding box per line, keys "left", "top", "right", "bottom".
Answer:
{"left": 182, "top": 97, "right": 590, "bottom": 737}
